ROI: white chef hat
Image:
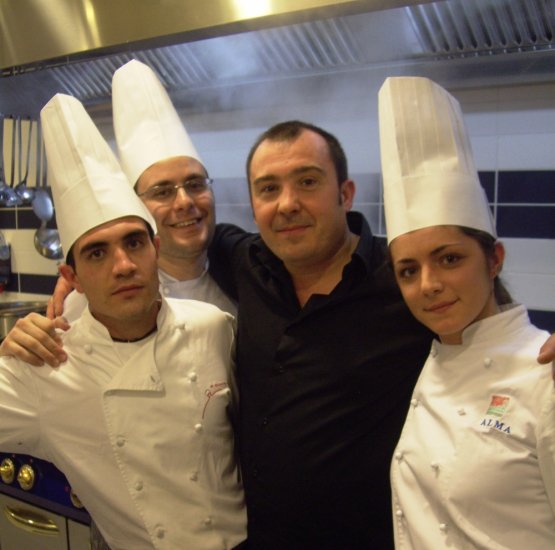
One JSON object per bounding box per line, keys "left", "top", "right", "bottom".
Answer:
{"left": 112, "top": 59, "right": 203, "bottom": 186}
{"left": 40, "top": 93, "right": 157, "bottom": 259}
{"left": 379, "top": 76, "right": 496, "bottom": 244}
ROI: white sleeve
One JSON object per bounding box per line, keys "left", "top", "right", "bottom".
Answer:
{"left": 0, "top": 358, "right": 41, "bottom": 456}
{"left": 62, "top": 290, "right": 88, "bottom": 324}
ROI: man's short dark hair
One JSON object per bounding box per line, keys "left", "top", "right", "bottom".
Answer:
{"left": 245, "top": 120, "right": 348, "bottom": 186}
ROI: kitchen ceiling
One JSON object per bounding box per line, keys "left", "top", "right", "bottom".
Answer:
{"left": 1, "top": 0, "right": 555, "bottom": 118}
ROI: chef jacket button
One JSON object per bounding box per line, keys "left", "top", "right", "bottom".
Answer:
{"left": 116, "top": 436, "right": 126, "bottom": 447}
{"left": 457, "top": 408, "right": 466, "bottom": 415}
{"left": 439, "top": 523, "right": 448, "bottom": 533}
{"left": 277, "top": 364, "right": 284, "bottom": 374}
{"left": 395, "top": 509, "right": 404, "bottom": 518}
{"left": 84, "top": 344, "right": 92, "bottom": 354}
{"left": 430, "top": 461, "right": 439, "bottom": 470}
{"left": 190, "top": 471, "right": 198, "bottom": 482}
{"left": 203, "top": 516, "right": 213, "bottom": 526}
{"left": 394, "top": 451, "right": 403, "bottom": 461}
{"left": 134, "top": 480, "right": 143, "bottom": 491}
{"left": 252, "top": 468, "right": 259, "bottom": 478}
{"left": 163, "top": 286, "right": 170, "bottom": 296}
{"left": 261, "top": 417, "right": 268, "bottom": 426}
{"left": 410, "top": 398, "right": 419, "bottom": 407}
{"left": 188, "top": 372, "right": 197, "bottom": 382}
{"left": 484, "top": 357, "right": 493, "bottom": 367}
{"left": 194, "top": 423, "right": 203, "bottom": 433}
{"left": 155, "top": 526, "right": 165, "bottom": 539}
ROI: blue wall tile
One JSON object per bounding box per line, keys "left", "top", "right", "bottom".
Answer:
{"left": 478, "top": 171, "right": 496, "bottom": 202}
{"left": 19, "top": 274, "right": 58, "bottom": 295}
{"left": 529, "top": 310, "right": 555, "bottom": 333}
{"left": 0, "top": 208, "right": 16, "bottom": 229}
{"left": 499, "top": 171, "right": 555, "bottom": 203}
{"left": 497, "top": 206, "right": 555, "bottom": 239}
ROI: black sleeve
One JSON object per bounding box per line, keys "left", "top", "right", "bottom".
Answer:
{"left": 208, "top": 223, "right": 253, "bottom": 301}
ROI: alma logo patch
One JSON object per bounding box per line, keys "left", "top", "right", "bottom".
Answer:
{"left": 485, "top": 395, "right": 510, "bottom": 417}
{"left": 480, "top": 394, "right": 511, "bottom": 434}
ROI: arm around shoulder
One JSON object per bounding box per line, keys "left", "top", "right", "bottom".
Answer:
{"left": 0, "top": 313, "right": 69, "bottom": 367}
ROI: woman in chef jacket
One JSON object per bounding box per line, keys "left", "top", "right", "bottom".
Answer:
{"left": 379, "top": 76, "right": 555, "bottom": 549}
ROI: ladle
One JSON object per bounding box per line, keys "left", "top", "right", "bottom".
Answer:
{"left": 0, "top": 118, "right": 8, "bottom": 261}
{"left": 0, "top": 117, "right": 22, "bottom": 207}
{"left": 15, "top": 117, "right": 35, "bottom": 204}
{"left": 0, "top": 114, "right": 7, "bottom": 199}
{"left": 32, "top": 137, "right": 62, "bottom": 260}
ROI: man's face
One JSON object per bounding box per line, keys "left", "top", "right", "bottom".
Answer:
{"left": 61, "top": 217, "right": 160, "bottom": 336}
{"left": 135, "top": 156, "right": 216, "bottom": 264}
{"left": 249, "top": 129, "right": 354, "bottom": 271}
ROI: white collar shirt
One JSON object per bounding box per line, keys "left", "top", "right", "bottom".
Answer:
{"left": 0, "top": 297, "right": 246, "bottom": 549}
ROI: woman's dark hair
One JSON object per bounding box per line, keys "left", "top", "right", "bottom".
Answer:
{"left": 65, "top": 220, "right": 155, "bottom": 271}
{"left": 459, "top": 226, "right": 512, "bottom": 305}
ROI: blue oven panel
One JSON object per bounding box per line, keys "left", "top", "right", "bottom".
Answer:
{"left": 0, "top": 452, "right": 90, "bottom": 523}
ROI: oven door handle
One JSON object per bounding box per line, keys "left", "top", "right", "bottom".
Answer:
{"left": 4, "top": 504, "right": 61, "bottom": 536}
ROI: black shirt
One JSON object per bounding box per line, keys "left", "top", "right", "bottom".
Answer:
{"left": 209, "top": 212, "right": 432, "bottom": 549}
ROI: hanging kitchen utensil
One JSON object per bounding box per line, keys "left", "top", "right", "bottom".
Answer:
{"left": 14, "top": 117, "right": 35, "bottom": 204}
{"left": 0, "top": 117, "right": 8, "bottom": 263}
{"left": 8, "top": 116, "right": 23, "bottom": 206}
{"left": 34, "top": 226, "right": 63, "bottom": 260}
{"left": 35, "top": 119, "right": 41, "bottom": 195}
{"left": 0, "top": 117, "right": 21, "bottom": 206}
{"left": 0, "top": 114, "right": 7, "bottom": 202}
{"left": 32, "top": 136, "right": 62, "bottom": 260}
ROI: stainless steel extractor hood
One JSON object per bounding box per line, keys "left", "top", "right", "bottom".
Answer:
{"left": 1, "top": 0, "right": 555, "bottom": 118}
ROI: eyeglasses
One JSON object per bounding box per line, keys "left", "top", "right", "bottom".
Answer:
{"left": 137, "top": 178, "right": 213, "bottom": 202}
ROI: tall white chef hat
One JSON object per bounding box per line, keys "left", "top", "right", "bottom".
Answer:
{"left": 379, "top": 76, "right": 496, "bottom": 244}
{"left": 40, "top": 93, "right": 156, "bottom": 260}
{"left": 112, "top": 59, "right": 203, "bottom": 186}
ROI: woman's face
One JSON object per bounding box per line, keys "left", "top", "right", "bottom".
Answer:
{"left": 390, "top": 225, "right": 504, "bottom": 345}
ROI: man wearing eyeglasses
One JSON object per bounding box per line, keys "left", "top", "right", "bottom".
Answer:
{"left": 113, "top": 60, "right": 236, "bottom": 319}
{"left": 132, "top": 159, "right": 233, "bottom": 313}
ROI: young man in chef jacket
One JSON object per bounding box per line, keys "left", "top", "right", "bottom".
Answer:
{"left": 0, "top": 93, "right": 246, "bottom": 550}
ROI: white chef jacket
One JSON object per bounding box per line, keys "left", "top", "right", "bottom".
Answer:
{"left": 63, "top": 265, "right": 236, "bottom": 323}
{"left": 158, "top": 267, "right": 237, "bottom": 316}
{"left": 391, "top": 304, "right": 555, "bottom": 550}
{"left": 0, "top": 297, "right": 246, "bottom": 549}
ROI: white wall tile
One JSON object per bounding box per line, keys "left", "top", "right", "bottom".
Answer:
{"left": 469, "top": 136, "right": 499, "bottom": 172}
{"left": 502, "top": 239, "right": 555, "bottom": 311}
{"left": 496, "top": 134, "right": 555, "bottom": 170}
{"left": 3, "top": 229, "right": 60, "bottom": 276}
{"left": 504, "top": 272, "right": 555, "bottom": 312}
{"left": 496, "top": 102, "right": 555, "bottom": 136}
{"left": 503, "top": 238, "right": 555, "bottom": 275}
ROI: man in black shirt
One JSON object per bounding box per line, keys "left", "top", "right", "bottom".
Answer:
{"left": 208, "top": 121, "right": 432, "bottom": 549}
